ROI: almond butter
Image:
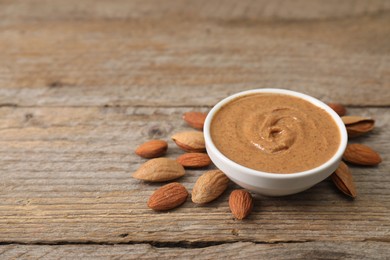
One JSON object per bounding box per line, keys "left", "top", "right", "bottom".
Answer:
{"left": 177, "top": 153, "right": 211, "bottom": 168}
{"left": 171, "top": 131, "right": 206, "bottom": 153}
{"left": 343, "top": 143, "right": 382, "bottom": 166}
{"left": 229, "top": 189, "right": 254, "bottom": 220}
{"left": 327, "top": 103, "right": 347, "bottom": 116}
{"left": 135, "top": 140, "right": 168, "bottom": 158}
{"left": 132, "top": 158, "right": 185, "bottom": 182}
{"left": 183, "top": 112, "right": 207, "bottom": 130}
{"left": 147, "top": 182, "right": 188, "bottom": 211}
{"left": 342, "top": 116, "right": 375, "bottom": 138}
{"left": 331, "top": 161, "right": 357, "bottom": 198}
{"left": 192, "top": 170, "right": 229, "bottom": 204}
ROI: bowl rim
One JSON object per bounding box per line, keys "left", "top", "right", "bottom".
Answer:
{"left": 203, "top": 88, "right": 348, "bottom": 180}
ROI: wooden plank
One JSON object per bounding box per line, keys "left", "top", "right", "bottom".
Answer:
{"left": 0, "top": 1, "right": 389, "bottom": 106}
{"left": 0, "top": 106, "right": 389, "bottom": 244}
{"left": 1, "top": 0, "right": 389, "bottom": 21}
{"left": 1, "top": 242, "right": 389, "bottom": 259}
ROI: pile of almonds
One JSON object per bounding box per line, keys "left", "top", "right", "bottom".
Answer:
{"left": 133, "top": 112, "right": 252, "bottom": 220}
{"left": 328, "top": 103, "right": 382, "bottom": 198}
{"left": 132, "top": 103, "right": 382, "bottom": 220}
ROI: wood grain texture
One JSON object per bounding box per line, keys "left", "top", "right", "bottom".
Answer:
{"left": 1, "top": 242, "right": 390, "bottom": 259}
{"left": 1, "top": 0, "right": 389, "bottom": 256}
{"left": 0, "top": 0, "right": 389, "bottom": 106}
{"left": 1, "top": 0, "right": 390, "bottom": 21}
{"left": 0, "top": 107, "right": 389, "bottom": 244}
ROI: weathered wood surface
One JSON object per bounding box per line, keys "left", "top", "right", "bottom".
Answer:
{"left": 0, "top": 107, "right": 389, "bottom": 244}
{"left": 1, "top": 242, "right": 390, "bottom": 259}
{"left": 0, "top": 0, "right": 389, "bottom": 258}
{"left": 0, "top": 0, "right": 389, "bottom": 107}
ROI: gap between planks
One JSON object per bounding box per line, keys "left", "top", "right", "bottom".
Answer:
{"left": 0, "top": 239, "right": 317, "bottom": 248}
{"left": 1, "top": 237, "right": 389, "bottom": 248}
{"left": 1, "top": 104, "right": 390, "bottom": 109}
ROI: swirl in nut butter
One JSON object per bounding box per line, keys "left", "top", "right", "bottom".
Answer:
{"left": 211, "top": 94, "right": 340, "bottom": 173}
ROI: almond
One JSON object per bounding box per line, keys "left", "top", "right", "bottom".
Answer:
{"left": 331, "top": 161, "right": 357, "bottom": 198}
{"left": 132, "top": 158, "right": 185, "bottom": 182}
{"left": 171, "top": 131, "right": 206, "bottom": 153}
{"left": 192, "top": 170, "right": 229, "bottom": 204}
{"left": 327, "top": 103, "right": 347, "bottom": 116}
{"left": 147, "top": 182, "right": 188, "bottom": 211}
{"left": 135, "top": 140, "right": 168, "bottom": 158}
{"left": 343, "top": 144, "right": 382, "bottom": 166}
{"left": 342, "top": 116, "right": 375, "bottom": 138}
{"left": 229, "top": 189, "right": 254, "bottom": 220}
{"left": 183, "top": 112, "right": 207, "bottom": 130}
{"left": 177, "top": 153, "right": 211, "bottom": 168}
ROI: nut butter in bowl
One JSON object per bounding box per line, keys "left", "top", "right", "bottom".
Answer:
{"left": 203, "top": 89, "right": 348, "bottom": 196}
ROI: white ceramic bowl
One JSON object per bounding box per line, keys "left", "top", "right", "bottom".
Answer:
{"left": 204, "top": 89, "right": 348, "bottom": 196}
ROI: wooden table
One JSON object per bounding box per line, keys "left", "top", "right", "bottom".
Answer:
{"left": 1, "top": 1, "right": 389, "bottom": 258}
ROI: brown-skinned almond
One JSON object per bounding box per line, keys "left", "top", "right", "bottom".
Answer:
{"left": 135, "top": 140, "right": 168, "bottom": 158}
{"left": 229, "top": 189, "right": 254, "bottom": 220}
{"left": 342, "top": 116, "right": 375, "bottom": 138}
{"left": 331, "top": 161, "right": 357, "bottom": 198}
{"left": 132, "top": 158, "right": 185, "bottom": 182}
{"left": 327, "top": 103, "right": 347, "bottom": 116}
{"left": 177, "top": 153, "right": 211, "bottom": 168}
{"left": 343, "top": 144, "right": 382, "bottom": 166}
{"left": 192, "top": 170, "right": 229, "bottom": 204}
{"left": 183, "top": 112, "right": 207, "bottom": 130}
{"left": 147, "top": 182, "right": 188, "bottom": 211}
{"left": 171, "top": 131, "right": 206, "bottom": 153}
